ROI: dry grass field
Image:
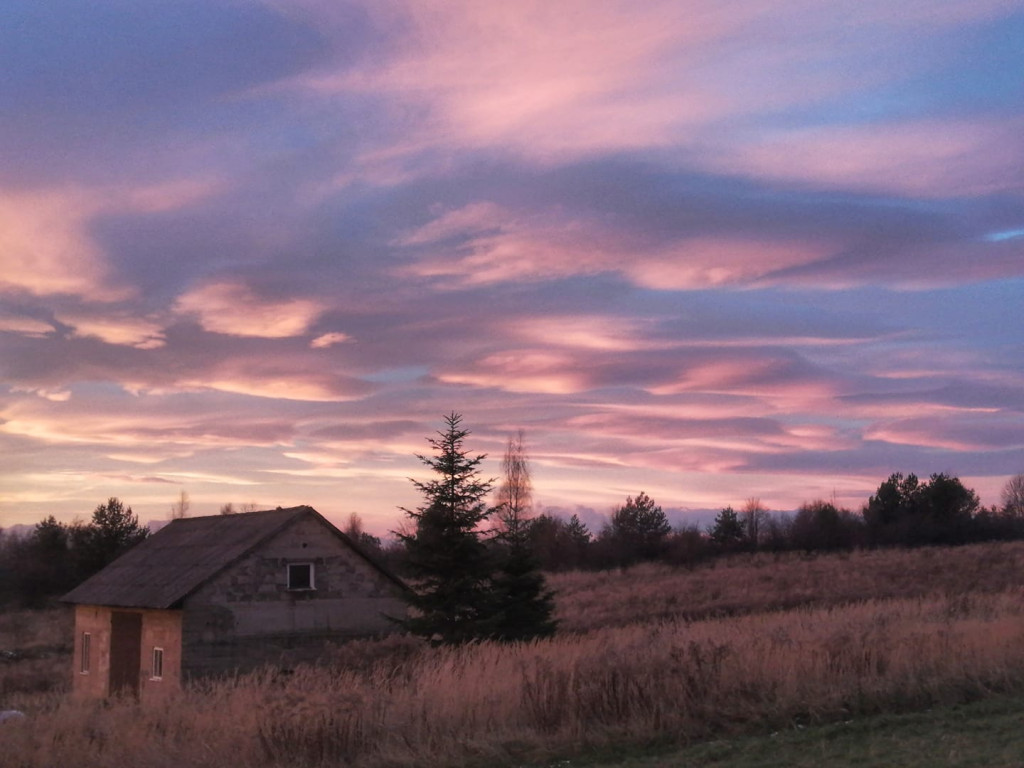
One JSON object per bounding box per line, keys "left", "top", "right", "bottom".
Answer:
{"left": 550, "top": 543, "right": 1024, "bottom": 632}
{"left": 0, "top": 606, "right": 71, "bottom": 710}
{"left": 5, "top": 542, "right": 1024, "bottom": 767}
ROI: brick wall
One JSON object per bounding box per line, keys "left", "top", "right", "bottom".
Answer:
{"left": 72, "top": 606, "right": 183, "bottom": 700}
{"left": 72, "top": 605, "right": 110, "bottom": 698}
{"left": 139, "top": 609, "right": 183, "bottom": 701}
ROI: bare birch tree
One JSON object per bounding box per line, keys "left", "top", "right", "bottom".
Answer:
{"left": 1002, "top": 473, "right": 1024, "bottom": 519}
{"left": 741, "top": 497, "right": 768, "bottom": 549}
{"left": 170, "top": 490, "right": 190, "bottom": 520}
{"left": 491, "top": 428, "right": 556, "bottom": 640}
{"left": 495, "top": 429, "right": 533, "bottom": 538}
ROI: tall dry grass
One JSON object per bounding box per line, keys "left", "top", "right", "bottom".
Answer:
{"left": 551, "top": 542, "right": 1024, "bottom": 632}
{"left": 7, "top": 588, "right": 1024, "bottom": 767}
{"left": 0, "top": 605, "right": 72, "bottom": 650}
{"left": 0, "top": 606, "right": 71, "bottom": 709}
{"left": 7, "top": 542, "right": 1024, "bottom": 766}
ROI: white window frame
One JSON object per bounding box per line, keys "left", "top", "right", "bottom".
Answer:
{"left": 151, "top": 647, "right": 164, "bottom": 681}
{"left": 287, "top": 562, "right": 315, "bottom": 591}
{"left": 80, "top": 632, "right": 91, "bottom": 674}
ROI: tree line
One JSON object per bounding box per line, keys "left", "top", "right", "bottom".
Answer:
{"left": 3, "top": 413, "right": 1024, "bottom": 644}
{"left": 0, "top": 498, "right": 147, "bottom": 608}
{"left": 511, "top": 470, "right": 1024, "bottom": 572}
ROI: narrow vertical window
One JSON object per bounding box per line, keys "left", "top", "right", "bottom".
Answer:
{"left": 80, "top": 632, "right": 91, "bottom": 674}
{"left": 151, "top": 647, "right": 164, "bottom": 680}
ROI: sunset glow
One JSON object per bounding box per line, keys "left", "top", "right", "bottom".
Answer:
{"left": 1, "top": 0, "right": 1022, "bottom": 534}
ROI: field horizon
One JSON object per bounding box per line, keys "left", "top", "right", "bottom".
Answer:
{"left": 4, "top": 541, "right": 1024, "bottom": 767}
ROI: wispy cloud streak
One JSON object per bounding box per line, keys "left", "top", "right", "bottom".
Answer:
{"left": 1, "top": 0, "right": 1022, "bottom": 529}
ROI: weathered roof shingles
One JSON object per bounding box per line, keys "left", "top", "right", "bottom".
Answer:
{"left": 61, "top": 506, "right": 397, "bottom": 609}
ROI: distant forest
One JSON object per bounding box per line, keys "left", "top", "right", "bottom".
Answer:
{"left": 3, "top": 470, "right": 1023, "bottom": 610}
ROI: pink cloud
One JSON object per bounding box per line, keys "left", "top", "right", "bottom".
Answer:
{"left": 439, "top": 350, "right": 590, "bottom": 394}
{"left": 400, "top": 203, "right": 835, "bottom": 289}
{"left": 592, "top": 411, "right": 848, "bottom": 473}
{"left": 699, "top": 118, "right": 1024, "bottom": 197}
{"left": 510, "top": 315, "right": 663, "bottom": 352}
{"left": 865, "top": 413, "right": 1024, "bottom": 452}
{"left": 175, "top": 281, "right": 326, "bottom": 338}
{"left": 118, "top": 352, "right": 373, "bottom": 403}
{"left": 397, "top": 202, "right": 622, "bottom": 284}
{"left": 288, "top": 0, "right": 752, "bottom": 159}
{"left": 0, "top": 188, "right": 125, "bottom": 300}
{"left": 63, "top": 313, "right": 167, "bottom": 349}
{"left": 10, "top": 387, "right": 72, "bottom": 402}
{"left": 176, "top": 371, "right": 363, "bottom": 402}
{"left": 646, "top": 356, "right": 840, "bottom": 408}
{"left": 310, "top": 332, "right": 352, "bottom": 349}
{"left": 0, "top": 314, "right": 53, "bottom": 338}
{"left": 0, "top": 394, "right": 295, "bottom": 451}
{"left": 396, "top": 202, "right": 505, "bottom": 245}
{"left": 0, "top": 177, "right": 225, "bottom": 301}
{"left": 281, "top": 0, "right": 1019, "bottom": 170}
{"left": 627, "top": 238, "right": 831, "bottom": 289}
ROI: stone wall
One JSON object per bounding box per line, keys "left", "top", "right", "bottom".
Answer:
{"left": 181, "top": 514, "right": 406, "bottom": 677}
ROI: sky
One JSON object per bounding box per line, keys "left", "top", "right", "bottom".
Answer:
{"left": 2, "top": 0, "right": 1023, "bottom": 536}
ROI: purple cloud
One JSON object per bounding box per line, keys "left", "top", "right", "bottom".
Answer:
{"left": 2, "top": 0, "right": 1023, "bottom": 531}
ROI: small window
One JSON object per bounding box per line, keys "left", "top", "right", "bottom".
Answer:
{"left": 151, "top": 647, "right": 164, "bottom": 680}
{"left": 287, "top": 563, "right": 314, "bottom": 590}
{"left": 80, "top": 632, "right": 91, "bottom": 674}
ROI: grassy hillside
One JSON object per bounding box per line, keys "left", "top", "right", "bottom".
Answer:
{"left": 579, "top": 693, "right": 1024, "bottom": 767}
{"left": 550, "top": 542, "right": 1024, "bottom": 632}
{"left": 4, "top": 542, "right": 1024, "bottom": 767}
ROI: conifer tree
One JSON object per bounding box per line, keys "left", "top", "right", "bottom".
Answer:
{"left": 564, "top": 513, "right": 592, "bottom": 569}
{"left": 605, "top": 491, "right": 671, "bottom": 565}
{"left": 73, "top": 497, "right": 148, "bottom": 579}
{"left": 396, "top": 413, "right": 497, "bottom": 643}
{"left": 708, "top": 506, "right": 746, "bottom": 551}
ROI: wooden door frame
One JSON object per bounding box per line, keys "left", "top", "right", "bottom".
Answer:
{"left": 109, "top": 611, "right": 142, "bottom": 698}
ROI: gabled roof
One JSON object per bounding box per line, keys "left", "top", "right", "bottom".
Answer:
{"left": 62, "top": 506, "right": 406, "bottom": 609}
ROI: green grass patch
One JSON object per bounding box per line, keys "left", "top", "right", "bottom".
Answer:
{"left": 578, "top": 694, "right": 1024, "bottom": 768}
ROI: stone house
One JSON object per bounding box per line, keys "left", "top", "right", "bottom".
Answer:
{"left": 62, "top": 506, "right": 407, "bottom": 700}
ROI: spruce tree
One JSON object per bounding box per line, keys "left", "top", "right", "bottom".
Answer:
{"left": 396, "top": 413, "right": 497, "bottom": 643}
{"left": 491, "top": 541, "right": 556, "bottom": 641}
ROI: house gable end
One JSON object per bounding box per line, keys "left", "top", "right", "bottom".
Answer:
{"left": 62, "top": 506, "right": 405, "bottom": 610}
